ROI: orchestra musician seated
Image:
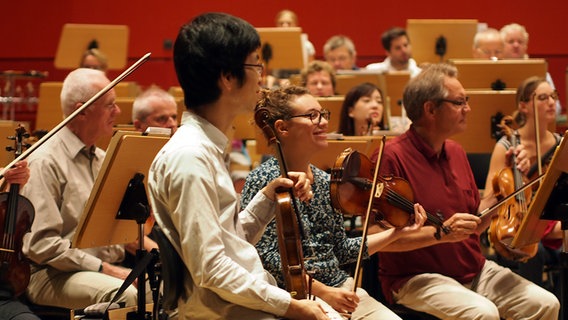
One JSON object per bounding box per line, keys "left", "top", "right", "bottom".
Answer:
{"left": 21, "top": 68, "right": 151, "bottom": 309}
{"left": 369, "top": 63, "right": 559, "bottom": 319}
{"left": 483, "top": 76, "right": 563, "bottom": 299}
{"left": 241, "top": 85, "right": 427, "bottom": 319}
{"left": 300, "top": 60, "right": 336, "bottom": 97}
{"left": 122, "top": 85, "right": 180, "bottom": 268}
{"left": 147, "top": 12, "right": 338, "bottom": 319}
{"left": 132, "top": 85, "right": 179, "bottom": 134}
{"left": 79, "top": 48, "right": 108, "bottom": 73}
{"left": 336, "top": 82, "right": 386, "bottom": 136}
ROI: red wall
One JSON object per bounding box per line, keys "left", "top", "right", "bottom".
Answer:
{"left": 2, "top": 0, "right": 567, "bottom": 109}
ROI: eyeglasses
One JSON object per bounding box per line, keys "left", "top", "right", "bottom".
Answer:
{"left": 440, "top": 96, "right": 469, "bottom": 108}
{"left": 534, "top": 91, "right": 559, "bottom": 102}
{"left": 289, "top": 109, "right": 331, "bottom": 125}
{"left": 243, "top": 63, "right": 264, "bottom": 75}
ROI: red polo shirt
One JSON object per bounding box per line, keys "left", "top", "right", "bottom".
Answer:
{"left": 372, "top": 126, "right": 485, "bottom": 304}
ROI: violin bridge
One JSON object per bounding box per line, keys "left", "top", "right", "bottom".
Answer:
{"left": 374, "top": 182, "right": 384, "bottom": 198}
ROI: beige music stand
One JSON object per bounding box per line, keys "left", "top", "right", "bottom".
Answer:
{"left": 317, "top": 96, "right": 344, "bottom": 133}
{"left": 452, "top": 90, "right": 517, "bottom": 153}
{"left": 384, "top": 72, "right": 410, "bottom": 117}
{"left": 311, "top": 139, "right": 371, "bottom": 172}
{"left": 232, "top": 112, "right": 257, "bottom": 141}
{"left": 512, "top": 130, "right": 568, "bottom": 248}
{"left": 55, "top": 23, "right": 129, "bottom": 70}
{"left": 256, "top": 27, "right": 305, "bottom": 71}
{"left": 73, "top": 130, "right": 169, "bottom": 249}
{"left": 450, "top": 59, "right": 547, "bottom": 90}
{"left": 406, "top": 19, "right": 478, "bottom": 64}
{"left": 335, "top": 70, "right": 388, "bottom": 96}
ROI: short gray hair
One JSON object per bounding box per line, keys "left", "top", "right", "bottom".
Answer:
{"left": 500, "top": 23, "right": 529, "bottom": 44}
{"left": 132, "top": 86, "right": 177, "bottom": 123}
{"left": 473, "top": 28, "right": 501, "bottom": 49}
{"left": 403, "top": 63, "right": 458, "bottom": 122}
{"left": 323, "top": 35, "right": 356, "bottom": 56}
{"left": 60, "top": 68, "right": 109, "bottom": 116}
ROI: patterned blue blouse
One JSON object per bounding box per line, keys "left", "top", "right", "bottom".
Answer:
{"left": 241, "top": 157, "right": 367, "bottom": 288}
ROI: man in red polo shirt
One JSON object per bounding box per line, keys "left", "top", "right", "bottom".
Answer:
{"left": 371, "top": 63, "right": 559, "bottom": 319}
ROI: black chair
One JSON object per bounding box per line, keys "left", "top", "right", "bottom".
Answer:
{"left": 151, "top": 224, "right": 187, "bottom": 311}
{"left": 19, "top": 295, "right": 74, "bottom": 320}
{"left": 467, "top": 153, "right": 492, "bottom": 191}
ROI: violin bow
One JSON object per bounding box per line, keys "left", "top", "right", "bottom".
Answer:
{"left": 0, "top": 52, "right": 152, "bottom": 180}
{"left": 351, "top": 135, "right": 387, "bottom": 293}
{"left": 532, "top": 93, "right": 543, "bottom": 177}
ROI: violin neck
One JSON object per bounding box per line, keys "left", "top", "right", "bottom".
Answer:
{"left": 510, "top": 131, "right": 524, "bottom": 189}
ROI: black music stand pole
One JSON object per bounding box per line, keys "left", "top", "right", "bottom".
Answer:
{"left": 117, "top": 173, "right": 152, "bottom": 320}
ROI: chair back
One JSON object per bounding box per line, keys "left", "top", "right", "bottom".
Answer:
{"left": 151, "top": 224, "right": 186, "bottom": 310}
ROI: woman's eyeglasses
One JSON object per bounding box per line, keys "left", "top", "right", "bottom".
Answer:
{"left": 289, "top": 109, "right": 331, "bottom": 125}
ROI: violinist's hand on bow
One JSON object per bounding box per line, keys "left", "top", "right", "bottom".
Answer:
{"left": 2, "top": 160, "right": 30, "bottom": 188}
{"left": 441, "top": 213, "right": 481, "bottom": 242}
{"left": 505, "top": 144, "right": 530, "bottom": 176}
{"left": 263, "top": 171, "right": 313, "bottom": 203}
{"left": 319, "top": 286, "right": 359, "bottom": 315}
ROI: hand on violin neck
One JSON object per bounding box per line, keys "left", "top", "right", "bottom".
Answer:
{"left": 505, "top": 145, "right": 530, "bottom": 175}
{"left": 263, "top": 172, "right": 313, "bottom": 202}
{"left": 405, "top": 203, "right": 427, "bottom": 231}
{"left": 1, "top": 160, "right": 30, "bottom": 187}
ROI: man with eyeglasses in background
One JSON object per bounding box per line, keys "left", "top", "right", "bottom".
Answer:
{"left": 132, "top": 85, "right": 179, "bottom": 134}
{"left": 323, "top": 35, "right": 359, "bottom": 71}
{"left": 368, "top": 63, "right": 560, "bottom": 320}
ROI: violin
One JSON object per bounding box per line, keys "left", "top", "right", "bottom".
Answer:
{"left": 489, "top": 116, "right": 538, "bottom": 261}
{"left": 330, "top": 147, "right": 450, "bottom": 239}
{"left": 0, "top": 125, "right": 35, "bottom": 297}
{"left": 254, "top": 107, "right": 309, "bottom": 300}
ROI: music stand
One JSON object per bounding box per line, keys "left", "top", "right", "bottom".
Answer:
{"left": 449, "top": 59, "right": 547, "bottom": 90}
{"left": 512, "top": 130, "right": 568, "bottom": 319}
{"left": 55, "top": 23, "right": 129, "bottom": 70}
{"left": 406, "top": 19, "right": 478, "bottom": 64}
{"left": 73, "top": 130, "right": 169, "bottom": 319}
{"left": 335, "top": 70, "right": 388, "bottom": 96}
{"left": 256, "top": 27, "right": 305, "bottom": 71}
{"left": 316, "top": 96, "right": 344, "bottom": 134}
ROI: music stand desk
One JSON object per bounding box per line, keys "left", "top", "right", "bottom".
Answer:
{"left": 513, "top": 130, "right": 568, "bottom": 248}
{"left": 450, "top": 59, "right": 547, "bottom": 90}
{"left": 406, "top": 19, "right": 478, "bottom": 64}
{"left": 55, "top": 23, "right": 129, "bottom": 70}
{"left": 73, "top": 131, "right": 169, "bottom": 249}
{"left": 256, "top": 27, "right": 304, "bottom": 70}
